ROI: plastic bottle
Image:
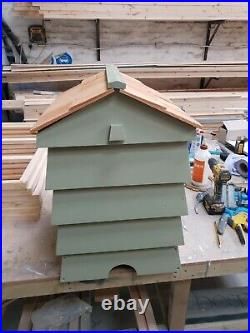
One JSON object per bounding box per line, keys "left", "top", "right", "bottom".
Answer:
{"left": 194, "top": 130, "right": 204, "bottom": 153}
{"left": 189, "top": 129, "right": 204, "bottom": 160}
{"left": 192, "top": 144, "right": 211, "bottom": 188}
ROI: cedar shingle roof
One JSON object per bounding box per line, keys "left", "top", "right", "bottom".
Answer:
{"left": 31, "top": 68, "right": 202, "bottom": 134}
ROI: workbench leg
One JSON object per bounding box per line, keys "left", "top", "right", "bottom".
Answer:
{"left": 167, "top": 279, "right": 191, "bottom": 331}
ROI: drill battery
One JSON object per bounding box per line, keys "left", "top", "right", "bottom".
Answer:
{"left": 203, "top": 194, "right": 225, "bottom": 215}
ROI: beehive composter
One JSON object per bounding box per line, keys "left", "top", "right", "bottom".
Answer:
{"left": 31, "top": 65, "right": 201, "bottom": 282}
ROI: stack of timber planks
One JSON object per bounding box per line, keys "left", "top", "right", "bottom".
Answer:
{"left": 11, "top": 89, "right": 248, "bottom": 134}
{"left": 164, "top": 90, "right": 248, "bottom": 134}
{"left": 3, "top": 62, "right": 247, "bottom": 84}
{"left": 13, "top": 2, "right": 248, "bottom": 21}
{"left": 2, "top": 124, "right": 42, "bottom": 223}
{"left": 3, "top": 138, "right": 36, "bottom": 155}
{"left": 2, "top": 155, "right": 33, "bottom": 181}
{"left": 2, "top": 123, "right": 36, "bottom": 180}
{"left": 2, "top": 122, "right": 35, "bottom": 137}
{"left": 2, "top": 180, "right": 41, "bottom": 223}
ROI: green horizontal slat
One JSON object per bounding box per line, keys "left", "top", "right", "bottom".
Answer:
{"left": 46, "top": 143, "right": 190, "bottom": 190}
{"left": 56, "top": 217, "right": 184, "bottom": 255}
{"left": 52, "top": 184, "right": 187, "bottom": 225}
{"left": 61, "top": 247, "right": 180, "bottom": 282}
{"left": 37, "top": 94, "right": 195, "bottom": 148}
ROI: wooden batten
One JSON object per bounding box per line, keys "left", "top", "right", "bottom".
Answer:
{"left": 2, "top": 99, "right": 24, "bottom": 110}
{"left": 20, "top": 148, "right": 48, "bottom": 197}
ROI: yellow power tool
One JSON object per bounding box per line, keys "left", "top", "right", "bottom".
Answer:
{"left": 203, "top": 158, "right": 231, "bottom": 215}
{"left": 228, "top": 212, "right": 248, "bottom": 245}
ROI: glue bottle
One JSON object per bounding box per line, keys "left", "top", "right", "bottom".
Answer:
{"left": 192, "top": 144, "right": 211, "bottom": 188}
{"left": 189, "top": 129, "right": 204, "bottom": 159}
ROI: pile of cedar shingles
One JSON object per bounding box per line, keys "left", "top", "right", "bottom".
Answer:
{"left": 2, "top": 122, "right": 36, "bottom": 180}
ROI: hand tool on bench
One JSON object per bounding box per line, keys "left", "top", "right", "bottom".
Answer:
{"left": 216, "top": 207, "right": 248, "bottom": 247}
{"left": 228, "top": 212, "right": 248, "bottom": 245}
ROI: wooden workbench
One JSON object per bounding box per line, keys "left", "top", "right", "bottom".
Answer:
{"left": 3, "top": 188, "right": 247, "bottom": 329}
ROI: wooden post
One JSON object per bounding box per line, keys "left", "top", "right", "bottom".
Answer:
{"left": 18, "top": 302, "right": 37, "bottom": 330}
{"left": 167, "top": 279, "right": 191, "bottom": 330}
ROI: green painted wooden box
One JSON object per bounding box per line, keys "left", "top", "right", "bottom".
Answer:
{"left": 33, "top": 65, "right": 200, "bottom": 282}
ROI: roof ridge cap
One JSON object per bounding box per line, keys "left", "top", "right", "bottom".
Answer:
{"left": 106, "top": 64, "right": 126, "bottom": 90}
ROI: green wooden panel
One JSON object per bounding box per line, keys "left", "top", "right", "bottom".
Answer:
{"left": 60, "top": 247, "right": 180, "bottom": 282}
{"left": 56, "top": 217, "right": 184, "bottom": 255}
{"left": 37, "top": 94, "right": 195, "bottom": 148}
{"left": 52, "top": 184, "right": 187, "bottom": 225}
{"left": 46, "top": 143, "right": 190, "bottom": 190}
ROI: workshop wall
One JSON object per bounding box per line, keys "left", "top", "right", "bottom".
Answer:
{"left": 100, "top": 20, "right": 247, "bottom": 63}
{"left": 207, "top": 21, "right": 248, "bottom": 61}
{"left": 2, "top": 2, "right": 247, "bottom": 65}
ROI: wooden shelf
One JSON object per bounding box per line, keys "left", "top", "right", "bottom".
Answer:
{"left": 14, "top": 2, "right": 248, "bottom": 21}
{"left": 3, "top": 62, "right": 248, "bottom": 84}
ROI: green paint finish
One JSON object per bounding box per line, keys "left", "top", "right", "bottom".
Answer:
{"left": 60, "top": 247, "right": 180, "bottom": 282}
{"left": 108, "top": 124, "right": 126, "bottom": 143}
{"left": 46, "top": 143, "right": 190, "bottom": 190}
{"left": 106, "top": 65, "right": 126, "bottom": 89}
{"left": 37, "top": 94, "right": 195, "bottom": 148}
{"left": 56, "top": 217, "right": 184, "bottom": 255}
{"left": 52, "top": 184, "right": 187, "bottom": 225}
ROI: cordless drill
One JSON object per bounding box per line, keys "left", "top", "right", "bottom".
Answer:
{"left": 203, "top": 158, "right": 232, "bottom": 215}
